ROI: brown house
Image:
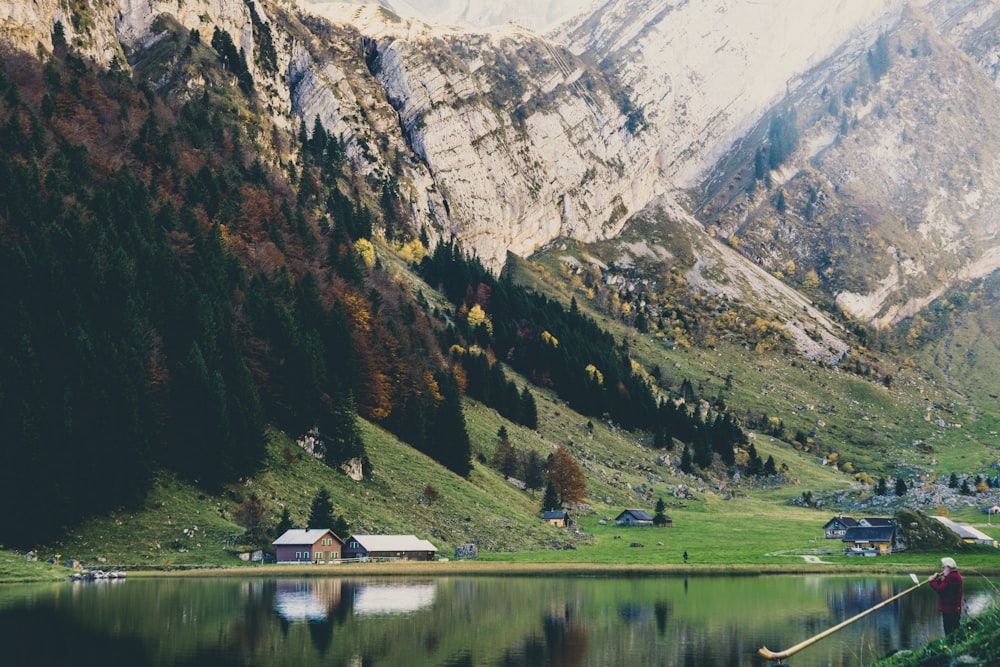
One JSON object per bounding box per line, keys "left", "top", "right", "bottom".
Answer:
{"left": 273, "top": 528, "right": 344, "bottom": 564}
{"left": 542, "top": 510, "right": 569, "bottom": 527}
{"left": 842, "top": 525, "right": 895, "bottom": 555}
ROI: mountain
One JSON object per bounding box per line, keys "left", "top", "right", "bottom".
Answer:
{"left": 0, "top": 0, "right": 999, "bottom": 552}
{"left": 323, "top": 0, "right": 596, "bottom": 31}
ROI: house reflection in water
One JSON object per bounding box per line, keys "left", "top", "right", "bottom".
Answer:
{"left": 275, "top": 579, "right": 344, "bottom": 622}
{"left": 274, "top": 579, "right": 436, "bottom": 622}
{"left": 352, "top": 581, "right": 436, "bottom": 616}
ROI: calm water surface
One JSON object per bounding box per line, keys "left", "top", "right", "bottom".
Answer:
{"left": 0, "top": 574, "right": 995, "bottom": 666}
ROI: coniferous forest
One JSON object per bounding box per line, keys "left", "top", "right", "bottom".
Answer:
{"left": 0, "top": 26, "right": 752, "bottom": 547}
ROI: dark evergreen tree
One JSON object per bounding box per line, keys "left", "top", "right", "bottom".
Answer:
{"left": 746, "top": 442, "right": 763, "bottom": 476}
{"left": 276, "top": 507, "right": 294, "bottom": 535}
{"left": 753, "top": 147, "right": 767, "bottom": 182}
{"left": 653, "top": 498, "right": 669, "bottom": 527}
{"left": 308, "top": 487, "right": 335, "bottom": 529}
{"left": 332, "top": 514, "right": 350, "bottom": 539}
{"left": 680, "top": 446, "right": 693, "bottom": 474}
{"left": 320, "top": 390, "right": 365, "bottom": 466}
{"left": 763, "top": 455, "right": 777, "bottom": 476}
{"left": 867, "top": 32, "right": 892, "bottom": 82}
{"left": 895, "top": 477, "right": 908, "bottom": 497}
{"left": 542, "top": 480, "right": 561, "bottom": 512}
{"left": 522, "top": 449, "right": 547, "bottom": 491}
{"left": 767, "top": 108, "right": 799, "bottom": 169}
{"left": 493, "top": 426, "right": 519, "bottom": 478}
{"left": 428, "top": 371, "right": 472, "bottom": 477}
{"left": 520, "top": 386, "right": 538, "bottom": 429}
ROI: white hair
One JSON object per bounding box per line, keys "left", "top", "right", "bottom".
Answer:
{"left": 941, "top": 557, "right": 957, "bottom": 569}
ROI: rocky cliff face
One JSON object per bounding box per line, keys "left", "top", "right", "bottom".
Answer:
{"left": 302, "top": 1, "right": 915, "bottom": 270}
{"left": 699, "top": 1, "right": 1000, "bottom": 326}
{"left": 2, "top": 0, "right": 997, "bottom": 322}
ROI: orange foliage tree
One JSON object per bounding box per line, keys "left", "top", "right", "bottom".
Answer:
{"left": 547, "top": 445, "right": 586, "bottom": 505}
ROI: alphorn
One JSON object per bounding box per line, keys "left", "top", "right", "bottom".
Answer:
{"left": 757, "top": 574, "right": 926, "bottom": 662}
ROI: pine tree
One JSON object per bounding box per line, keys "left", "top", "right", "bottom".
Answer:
{"left": 320, "top": 390, "right": 365, "bottom": 466}
{"left": 680, "top": 446, "right": 693, "bottom": 474}
{"left": 429, "top": 371, "right": 472, "bottom": 477}
{"left": 522, "top": 449, "right": 547, "bottom": 491}
{"left": 895, "top": 478, "right": 908, "bottom": 497}
{"left": 542, "top": 480, "right": 561, "bottom": 511}
{"left": 653, "top": 497, "right": 669, "bottom": 527}
{"left": 332, "top": 514, "right": 350, "bottom": 539}
{"left": 763, "top": 455, "right": 777, "bottom": 476}
{"left": 520, "top": 386, "right": 538, "bottom": 429}
{"left": 308, "top": 487, "right": 335, "bottom": 529}
{"left": 276, "top": 507, "right": 293, "bottom": 535}
{"left": 493, "top": 426, "right": 519, "bottom": 478}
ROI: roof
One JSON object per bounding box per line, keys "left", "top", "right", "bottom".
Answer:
{"left": 273, "top": 528, "right": 340, "bottom": 546}
{"left": 349, "top": 534, "right": 437, "bottom": 552}
{"left": 842, "top": 525, "right": 895, "bottom": 543}
{"left": 616, "top": 509, "right": 654, "bottom": 521}
{"left": 933, "top": 516, "right": 997, "bottom": 544}
{"left": 860, "top": 517, "right": 895, "bottom": 527}
{"left": 824, "top": 516, "right": 859, "bottom": 528}
{"left": 543, "top": 511, "right": 568, "bottom": 519}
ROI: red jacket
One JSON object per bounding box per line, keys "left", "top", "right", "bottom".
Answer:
{"left": 929, "top": 570, "right": 963, "bottom": 614}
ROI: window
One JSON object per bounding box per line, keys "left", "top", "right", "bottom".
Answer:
{"left": 295, "top": 552, "right": 301, "bottom": 559}
{"left": 303, "top": 551, "right": 310, "bottom": 560}
{"left": 331, "top": 551, "right": 338, "bottom": 559}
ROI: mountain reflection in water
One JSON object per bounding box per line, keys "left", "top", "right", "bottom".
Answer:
{"left": 0, "top": 574, "right": 996, "bottom": 666}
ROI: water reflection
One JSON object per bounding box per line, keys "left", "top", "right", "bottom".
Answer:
{"left": 0, "top": 574, "right": 994, "bottom": 666}
{"left": 274, "top": 579, "right": 437, "bottom": 621}
{"left": 353, "top": 581, "right": 436, "bottom": 616}
{"left": 275, "top": 580, "right": 342, "bottom": 622}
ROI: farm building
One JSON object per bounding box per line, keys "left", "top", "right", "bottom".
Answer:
{"left": 273, "top": 528, "right": 344, "bottom": 564}
{"left": 933, "top": 516, "right": 998, "bottom": 548}
{"left": 823, "top": 515, "right": 859, "bottom": 539}
{"left": 343, "top": 535, "right": 438, "bottom": 561}
{"left": 542, "top": 510, "right": 569, "bottom": 527}
{"left": 615, "top": 509, "right": 654, "bottom": 527}
{"left": 842, "top": 525, "right": 896, "bottom": 555}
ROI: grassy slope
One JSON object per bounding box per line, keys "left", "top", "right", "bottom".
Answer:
{"left": 27, "top": 381, "right": 999, "bottom": 575}
{"left": 512, "top": 235, "right": 998, "bottom": 480}
{"left": 7, "top": 235, "right": 997, "bottom": 578}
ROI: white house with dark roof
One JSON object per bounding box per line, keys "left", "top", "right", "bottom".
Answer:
{"left": 614, "top": 509, "right": 654, "bottom": 527}
{"left": 933, "top": 516, "right": 998, "bottom": 548}
{"left": 343, "top": 534, "right": 438, "bottom": 561}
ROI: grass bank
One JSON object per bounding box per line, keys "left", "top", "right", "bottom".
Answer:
{"left": 0, "top": 550, "right": 68, "bottom": 583}
{"left": 871, "top": 605, "right": 1000, "bottom": 666}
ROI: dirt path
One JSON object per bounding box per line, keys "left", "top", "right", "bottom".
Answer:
{"left": 798, "top": 554, "right": 832, "bottom": 564}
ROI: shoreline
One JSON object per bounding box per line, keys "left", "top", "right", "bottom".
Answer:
{"left": 121, "top": 560, "right": 1000, "bottom": 579}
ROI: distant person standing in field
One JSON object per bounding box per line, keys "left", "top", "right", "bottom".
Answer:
{"left": 928, "top": 557, "right": 963, "bottom": 635}
{"left": 683, "top": 550, "right": 688, "bottom": 564}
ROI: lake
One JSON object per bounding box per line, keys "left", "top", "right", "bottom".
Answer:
{"left": 0, "top": 573, "right": 994, "bottom": 666}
